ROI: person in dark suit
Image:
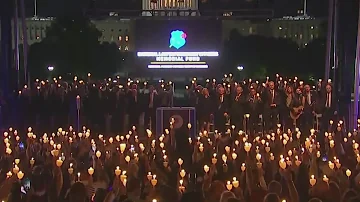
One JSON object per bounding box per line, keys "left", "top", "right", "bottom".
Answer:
{"left": 247, "top": 87, "right": 262, "bottom": 135}
{"left": 263, "top": 81, "right": 281, "bottom": 131}
{"left": 303, "top": 85, "right": 316, "bottom": 132}
{"left": 321, "top": 84, "right": 337, "bottom": 131}
{"left": 144, "top": 85, "right": 159, "bottom": 131}
{"left": 214, "top": 87, "right": 229, "bottom": 134}
{"left": 198, "top": 88, "right": 214, "bottom": 132}
{"left": 230, "top": 85, "right": 246, "bottom": 132}
{"left": 127, "top": 85, "right": 140, "bottom": 130}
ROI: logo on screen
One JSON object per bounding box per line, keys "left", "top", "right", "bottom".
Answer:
{"left": 169, "top": 30, "right": 187, "bottom": 49}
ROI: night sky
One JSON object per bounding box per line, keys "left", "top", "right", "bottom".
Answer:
{"left": 25, "top": 0, "right": 328, "bottom": 18}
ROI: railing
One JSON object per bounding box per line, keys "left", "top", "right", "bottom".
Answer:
{"left": 87, "top": 9, "right": 274, "bottom": 19}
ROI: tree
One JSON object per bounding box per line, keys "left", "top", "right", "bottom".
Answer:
{"left": 28, "top": 15, "right": 123, "bottom": 79}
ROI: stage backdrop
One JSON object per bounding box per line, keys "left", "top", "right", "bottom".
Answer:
{"left": 135, "top": 19, "right": 221, "bottom": 70}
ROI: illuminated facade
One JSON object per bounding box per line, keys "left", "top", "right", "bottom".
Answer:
{"left": 223, "top": 16, "right": 324, "bottom": 47}
{"left": 142, "top": 0, "right": 198, "bottom": 10}
{"left": 6, "top": 15, "right": 324, "bottom": 52}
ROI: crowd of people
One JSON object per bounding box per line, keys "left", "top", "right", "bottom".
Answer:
{"left": 0, "top": 74, "right": 359, "bottom": 202}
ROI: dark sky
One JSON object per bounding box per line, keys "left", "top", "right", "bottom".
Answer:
{"left": 26, "top": 0, "right": 328, "bottom": 18}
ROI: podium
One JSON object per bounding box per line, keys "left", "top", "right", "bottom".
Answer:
{"left": 156, "top": 107, "right": 196, "bottom": 138}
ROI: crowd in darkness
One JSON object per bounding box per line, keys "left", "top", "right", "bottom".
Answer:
{"left": 9, "top": 74, "right": 337, "bottom": 137}
{"left": 12, "top": 77, "right": 174, "bottom": 134}
{"left": 2, "top": 74, "right": 359, "bottom": 202}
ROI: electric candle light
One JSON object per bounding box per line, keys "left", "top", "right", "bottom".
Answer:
{"left": 95, "top": 151, "right": 101, "bottom": 158}
{"left": 30, "top": 158, "right": 35, "bottom": 166}
{"left": 310, "top": 175, "right": 316, "bottom": 186}
{"left": 212, "top": 153, "right": 217, "bottom": 164}
{"left": 346, "top": 169, "right": 352, "bottom": 178}
{"left": 151, "top": 175, "right": 157, "bottom": 187}
{"left": 125, "top": 155, "right": 131, "bottom": 163}
{"left": 88, "top": 167, "right": 94, "bottom": 176}
{"left": 323, "top": 175, "right": 329, "bottom": 183}
{"left": 226, "top": 181, "right": 233, "bottom": 191}
{"left": 6, "top": 171, "right": 12, "bottom": 178}
{"left": 120, "top": 171, "right": 127, "bottom": 182}
{"left": 241, "top": 163, "right": 246, "bottom": 172}
{"left": 68, "top": 163, "right": 74, "bottom": 175}
{"left": 147, "top": 172, "right": 152, "bottom": 181}
{"left": 13, "top": 165, "right": 19, "bottom": 174}
{"left": 222, "top": 154, "right": 227, "bottom": 164}
{"left": 56, "top": 157, "right": 63, "bottom": 167}
{"left": 17, "top": 171, "right": 24, "bottom": 180}
{"left": 179, "top": 179, "right": 185, "bottom": 192}
{"left": 232, "top": 177, "right": 239, "bottom": 188}
{"left": 204, "top": 165, "right": 210, "bottom": 173}
{"left": 180, "top": 169, "right": 186, "bottom": 178}
{"left": 295, "top": 156, "right": 301, "bottom": 166}
{"left": 279, "top": 158, "right": 286, "bottom": 169}
{"left": 178, "top": 158, "right": 183, "bottom": 167}
{"left": 231, "top": 152, "right": 237, "bottom": 160}
{"left": 244, "top": 142, "right": 252, "bottom": 153}
{"left": 114, "top": 166, "right": 121, "bottom": 176}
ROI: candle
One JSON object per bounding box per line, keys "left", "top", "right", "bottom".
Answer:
{"left": 14, "top": 159, "right": 20, "bottom": 165}
{"left": 56, "top": 157, "right": 63, "bottom": 167}
{"left": 180, "top": 169, "right": 186, "bottom": 178}
{"left": 77, "top": 172, "right": 81, "bottom": 181}
{"left": 179, "top": 179, "right": 185, "bottom": 192}
{"left": 17, "top": 171, "right": 24, "bottom": 180}
{"left": 178, "top": 158, "right": 183, "bottom": 166}
{"left": 226, "top": 181, "right": 233, "bottom": 191}
{"left": 88, "top": 167, "right": 94, "bottom": 176}
{"left": 241, "top": 163, "right": 246, "bottom": 172}
{"left": 95, "top": 151, "right": 101, "bottom": 158}
{"left": 309, "top": 175, "right": 316, "bottom": 186}
{"left": 204, "top": 165, "right": 210, "bottom": 173}
{"left": 120, "top": 171, "right": 127, "bottom": 182}
{"left": 147, "top": 172, "right": 152, "bottom": 181}
{"left": 151, "top": 175, "right": 157, "bottom": 187}
{"left": 114, "top": 166, "right": 121, "bottom": 176}
{"left": 68, "top": 163, "right": 74, "bottom": 174}
{"left": 323, "top": 175, "right": 329, "bottom": 183}
{"left": 232, "top": 177, "right": 239, "bottom": 188}
{"left": 346, "top": 169, "right": 352, "bottom": 178}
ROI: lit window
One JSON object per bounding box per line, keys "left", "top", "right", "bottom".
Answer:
{"left": 311, "top": 26, "right": 314, "bottom": 29}
{"left": 295, "top": 34, "right": 297, "bottom": 38}
{"left": 36, "top": 36, "right": 40, "bottom": 40}
{"left": 278, "top": 26, "right": 282, "bottom": 30}
{"left": 125, "top": 46, "right": 129, "bottom": 51}
{"left": 305, "top": 43, "right": 308, "bottom": 46}
{"left": 119, "top": 36, "right": 122, "bottom": 41}
{"left": 249, "top": 27, "right": 253, "bottom": 34}
{"left": 125, "top": 36, "right": 129, "bottom": 41}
